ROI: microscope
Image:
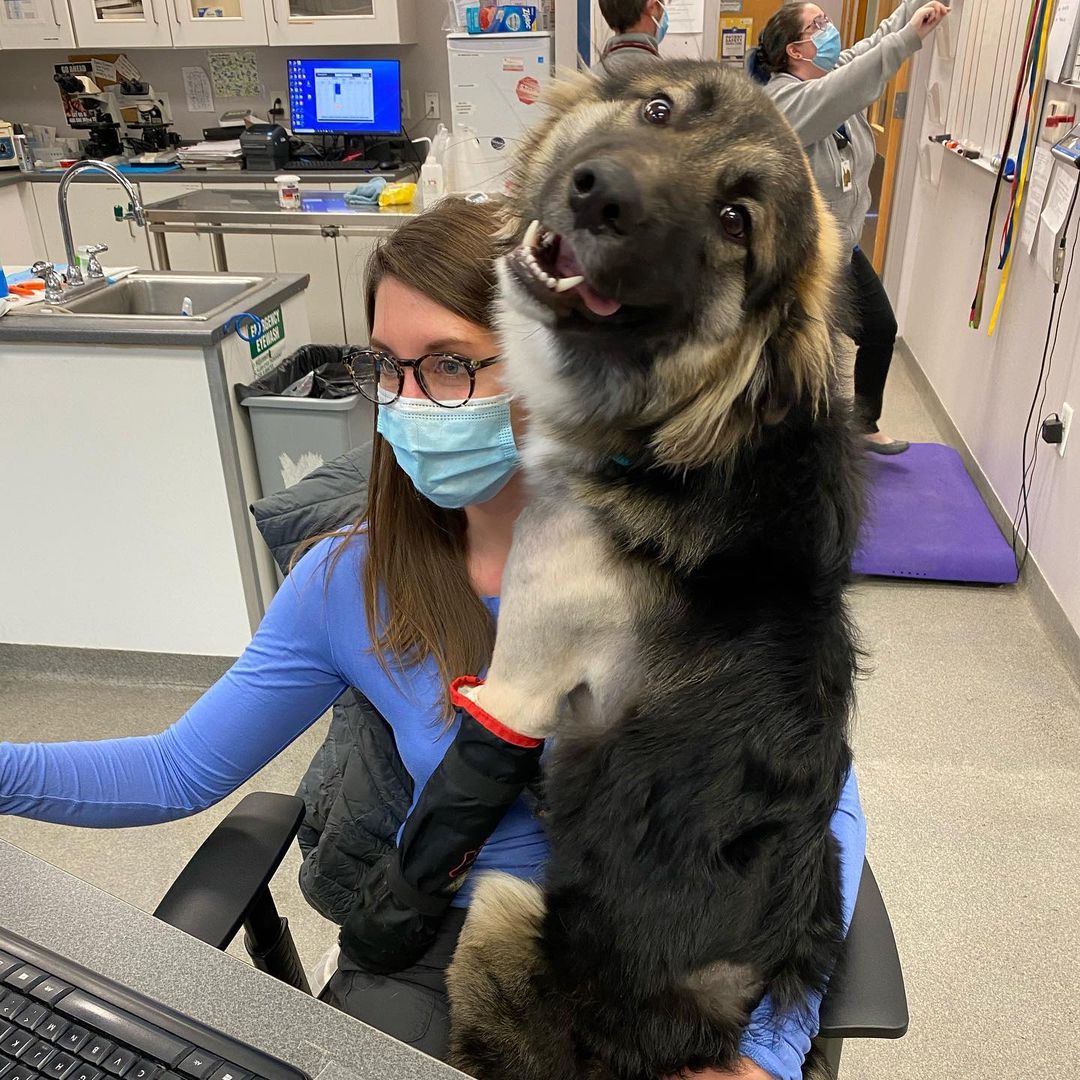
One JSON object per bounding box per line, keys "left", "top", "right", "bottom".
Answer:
{"left": 54, "top": 69, "right": 178, "bottom": 163}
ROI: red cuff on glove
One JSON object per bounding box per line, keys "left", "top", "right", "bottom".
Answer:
{"left": 450, "top": 675, "right": 543, "bottom": 749}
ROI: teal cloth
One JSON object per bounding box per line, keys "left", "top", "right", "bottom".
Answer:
{"left": 344, "top": 176, "right": 387, "bottom": 206}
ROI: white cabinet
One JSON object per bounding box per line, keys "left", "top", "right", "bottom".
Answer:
{"left": 68, "top": 0, "right": 173, "bottom": 48}
{"left": 33, "top": 182, "right": 152, "bottom": 270}
{"left": 335, "top": 231, "right": 379, "bottom": 345}
{"left": 219, "top": 183, "right": 277, "bottom": 273}
{"left": 272, "top": 230, "right": 345, "bottom": 344}
{"left": 164, "top": 0, "right": 267, "bottom": 47}
{"left": 0, "top": 183, "right": 46, "bottom": 267}
{"left": 265, "top": 0, "right": 414, "bottom": 46}
{"left": 146, "top": 182, "right": 215, "bottom": 271}
{"left": 0, "top": 0, "right": 76, "bottom": 48}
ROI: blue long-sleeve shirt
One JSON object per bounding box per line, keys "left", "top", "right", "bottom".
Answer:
{"left": 0, "top": 535, "right": 866, "bottom": 1080}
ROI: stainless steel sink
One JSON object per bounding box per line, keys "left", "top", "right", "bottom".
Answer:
{"left": 56, "top": 273, "right": 264, "bottom": 320}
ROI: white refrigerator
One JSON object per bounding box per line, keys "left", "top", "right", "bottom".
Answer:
{"left": 445, "top": 31, "right": 553, "bottom": 193}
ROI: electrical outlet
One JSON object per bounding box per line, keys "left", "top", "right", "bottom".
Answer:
{"left": 1059, "top": 401, "right": 1073, "bottom": 458}
{"left": 425, "top": 92, "right": 440, "bottom": 120}
{"left": 401, "top": 89, "right": 412, "bottom": 122}
{"left": 268, "top": 88, "right": 289, "bottom": 122}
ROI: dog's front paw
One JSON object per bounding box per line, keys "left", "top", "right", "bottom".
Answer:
{"left": 451, "top": 675, "right": 550, "bottom": 745}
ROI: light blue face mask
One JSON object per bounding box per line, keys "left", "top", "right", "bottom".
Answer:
{"left": 376, "top": 393, "right": 520, "bottom": 509}
{"left": 652, "top": 1, "right": 670, "bottom": 42}
{"left": 808, "top": 23, "right": 841, "bottom": 71}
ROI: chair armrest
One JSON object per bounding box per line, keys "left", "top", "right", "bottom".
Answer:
{"left": 818, "top": 859, "right": 909, "bottom": 1040}
{"left": 153, "top": 792, "right": 305, "bottom": 951}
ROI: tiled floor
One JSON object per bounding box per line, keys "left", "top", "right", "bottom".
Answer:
{"left": 2, "top": 359, "right": 1078, "bottom": 1079}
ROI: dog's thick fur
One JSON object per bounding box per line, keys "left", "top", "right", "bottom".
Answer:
{"left": 446, "top": 61, "right": 862, "bottom": 1080}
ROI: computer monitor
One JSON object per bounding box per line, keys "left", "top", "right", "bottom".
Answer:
{"left": 287, "top": 58, "right": 402, "bottom": 137}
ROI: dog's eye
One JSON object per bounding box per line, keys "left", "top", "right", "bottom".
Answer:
{"left": 642, "top": 97, "right": 673, "bottom": 125}
{"left": 720, "top": 205, "right": 750, "bottom": 245}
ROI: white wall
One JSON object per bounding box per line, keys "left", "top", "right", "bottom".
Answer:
{"left": 0, "top": 35, "right": 450, "bottom": 146}
{"left": 887, "top": 56, "right": 1080, "bottom": 637}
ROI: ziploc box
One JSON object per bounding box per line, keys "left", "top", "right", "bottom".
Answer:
{"left": 465, "top": 5, "right": 538, "bottom": 32}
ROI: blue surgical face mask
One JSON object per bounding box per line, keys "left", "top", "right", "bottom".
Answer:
{"left": 808, "top": 23, "right": 841, "bottom": 71}
{"left": 652, "top": 1, "right": 669, "bottom": 42}
{"left": 376, "top": 393, "right": 520, "bottom": 509}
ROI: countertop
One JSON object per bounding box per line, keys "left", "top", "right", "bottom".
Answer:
{"left": 144, "top": 189, "right": 419, "bottom": 229}
{"left": 0, "top": 167, "right": 415, "bottom": 190}
{"left": 0, "top": 271, "right": 310, "bottom": 346}
{"left": 0, "top": 840, "right": 462, "bottom": 1080}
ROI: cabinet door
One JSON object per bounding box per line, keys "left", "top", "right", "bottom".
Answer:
{"left": 69, "top": 0, "right": 173, "bottom": 48}
{"left": 33, "top": 181, "right": 152, "bottom": 270}
{"left": 165, "top": 0, "right": 266, "bottom": 46}
{"left": 265, "top": 0, "right": 414, "bottom": 45}
{"left": 217, "top": 183, "right": 277, "bottom": 273}
{"left": 145, "top": 182, "right": 215, "bottom": 271}
{"left": 0, "top": 184, "right": 47, "bottom": 267}
{"left": 335, "top": 232, "right": 380, "bottom": 346}
{"left": 0, "top": 0, "right": 76, "bottom": 47}
{"left": 272, "top": 231, "right": 345, "bottom": 344}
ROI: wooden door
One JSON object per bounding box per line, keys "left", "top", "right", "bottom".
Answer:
{"left": 850, "top": 0, "right": 912, "bottom": 270}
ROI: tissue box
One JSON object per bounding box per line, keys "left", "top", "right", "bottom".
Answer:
{"left": 465, "top": 5, "right": 537, "bottom": 32}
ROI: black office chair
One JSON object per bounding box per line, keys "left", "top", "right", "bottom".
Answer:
{"left": 154, "top": 792, "right": 908, "bottom": 1078}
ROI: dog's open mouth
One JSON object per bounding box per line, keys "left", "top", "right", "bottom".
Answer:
{"left": 507, "top": 220, "right": 623, "bottom": 318}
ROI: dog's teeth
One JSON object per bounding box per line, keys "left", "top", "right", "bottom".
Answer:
{"left": 524, "top": 220, "right": 540, "bottom": 249}
{"left": 554, "top": 275, "right": 585, "bottom": 293}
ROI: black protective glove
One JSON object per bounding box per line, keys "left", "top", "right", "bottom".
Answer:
{"left": 339, "top": 677, "right": 544, "bottom": 974}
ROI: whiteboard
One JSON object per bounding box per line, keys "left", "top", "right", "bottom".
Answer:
{"left": 944, "top": 0, "right": 1039, "bottom": 159}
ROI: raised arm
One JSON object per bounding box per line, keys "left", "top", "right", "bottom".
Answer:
{"left": 767, "top": 24, "right": 924, "bottom": 146}
{"left": 838, "top": 0, "right": 924, "bottom": 65}
{"left": 0, "top": 540, "right": 350, "bottom": 827}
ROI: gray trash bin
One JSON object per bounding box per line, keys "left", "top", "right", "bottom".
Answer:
{"left": 240, "top": 393, "right": 374, "bottom": 497}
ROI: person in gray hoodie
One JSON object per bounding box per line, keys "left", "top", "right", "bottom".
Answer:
{"left": 598, "top": 0, "right": 666, "bottom": 73}
{"left": 749, "top": 0, "right": 948, "bottom": 454}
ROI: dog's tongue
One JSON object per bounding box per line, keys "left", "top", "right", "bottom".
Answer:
{"left": 555, "top": 241, "right": 622, "bottom": 317}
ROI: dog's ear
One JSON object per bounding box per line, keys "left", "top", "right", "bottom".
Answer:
{"left": 506, "top": 69, "right": 600, "bottom": 229}
{"left": 763, "top": 189, "right": 846, "bottom": 414}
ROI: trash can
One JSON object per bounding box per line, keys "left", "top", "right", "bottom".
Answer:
{"left": 236, "top": 345, "right": 374, "bottom": 497}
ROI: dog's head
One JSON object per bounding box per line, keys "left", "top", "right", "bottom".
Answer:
{"left": 498, "top": 60, "right": 846, "bottom": 469}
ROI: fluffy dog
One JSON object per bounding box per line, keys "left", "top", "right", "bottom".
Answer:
{"left": 446, "top": 59, "right": 862, "bottom": 1080}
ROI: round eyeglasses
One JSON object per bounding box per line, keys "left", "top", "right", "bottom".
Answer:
{"left": 801, "top": 12, "right": 831, "bottom": 33}
{"left": 344, "top": 349, "right": 502, "bottom": 408}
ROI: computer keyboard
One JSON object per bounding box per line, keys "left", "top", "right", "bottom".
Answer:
{"left": 288, "top": 159, "right": 390, "bottom": 172}
{"left": 0, "top": 930, "right": 308, "bottom": 1080}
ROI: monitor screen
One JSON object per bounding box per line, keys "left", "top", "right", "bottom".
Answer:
{"left": 287, "top": 58, "right": 402, "bottom": 137}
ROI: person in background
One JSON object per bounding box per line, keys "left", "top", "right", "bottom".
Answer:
{"left": 0, "top": 199, "right": 866, "bottom": 1080}
{"left": 598, "top": 0, "right": 668, "bottom": 72}
{"left": 749, "top": 0, "right": 948, "bottom": 454}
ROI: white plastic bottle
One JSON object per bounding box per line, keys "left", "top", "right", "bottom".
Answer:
{"left": 420, "top": 158, "right": 445, "bottom": 208}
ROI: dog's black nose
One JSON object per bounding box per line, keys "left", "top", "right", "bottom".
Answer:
{"left": 569, "top": 159, "right": 644, "bottom": 235}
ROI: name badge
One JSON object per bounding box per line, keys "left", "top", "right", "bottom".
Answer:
{"left": 841, "top": 156, "right": 853, "bottom": 193}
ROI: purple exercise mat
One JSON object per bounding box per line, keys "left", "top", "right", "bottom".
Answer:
{"left": 852, "top": 442, "right": 1018, "bottom": 584}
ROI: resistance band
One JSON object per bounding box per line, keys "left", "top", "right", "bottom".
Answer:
{"left": 969, "top": 0, "right": 1042, "bottom": 328}
{"left": 986, "top": 0, "right": 1051, "bottom": 335}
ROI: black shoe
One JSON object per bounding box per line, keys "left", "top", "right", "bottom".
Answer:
{"left": 863, "top": 437, "right": 911, "bottom": 455}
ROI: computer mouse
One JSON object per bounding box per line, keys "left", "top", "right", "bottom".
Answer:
{"left": 378, "top": 159, "right": 398, "bottom": 170}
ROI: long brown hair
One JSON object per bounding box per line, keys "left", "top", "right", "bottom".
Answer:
{"left": 296, "top": 198, "right": 507, "bottom": 714}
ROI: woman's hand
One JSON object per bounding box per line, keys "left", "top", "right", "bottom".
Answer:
{"left": 910, "top": 0, "right": 949, "bottom": 39}
{"left": 663, "top": 1059, "right": 774, "bottom": 1080}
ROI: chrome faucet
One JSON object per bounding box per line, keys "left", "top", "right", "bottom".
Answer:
{"left": 30, "top": 261, "right": 65, "bottom": 304}
{"left": 58, "top": 160, "right": 146, "bottom": 290}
